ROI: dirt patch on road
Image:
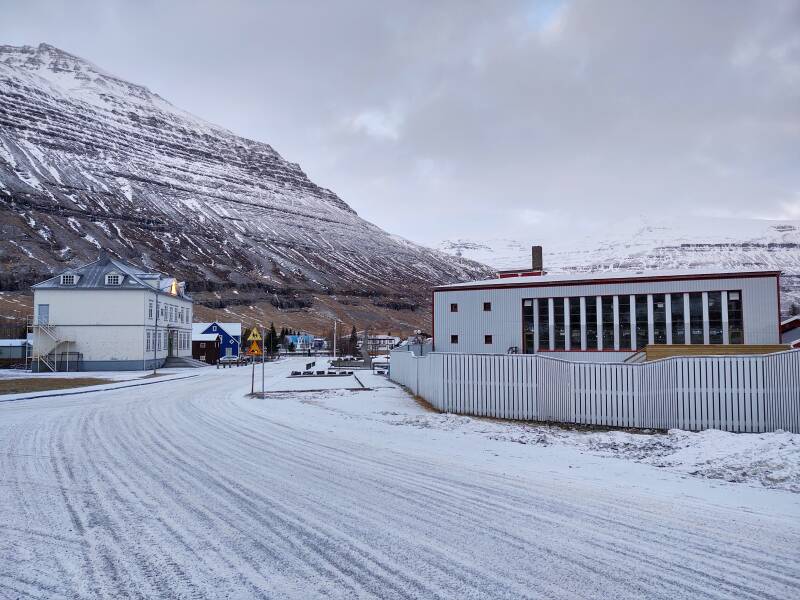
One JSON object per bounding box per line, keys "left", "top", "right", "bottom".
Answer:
{"left": 0, "top": 378, "right": 114, "bottom": 395}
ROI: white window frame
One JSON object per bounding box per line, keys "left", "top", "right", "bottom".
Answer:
{"left": 105, "top": 273, "right": 121, "bottom": 286}
{"left": 60, "top": 274, "right": 76, "bottom": 286}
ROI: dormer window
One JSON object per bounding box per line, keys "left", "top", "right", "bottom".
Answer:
{"left": 60, "top": 274, "right": 76, "bottom": 286}
{"left": 105, "top": 273, "right": 121, "bottom": 286}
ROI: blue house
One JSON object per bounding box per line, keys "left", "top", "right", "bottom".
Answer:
{"left": 285, "top": 333, "right": 315, "bottom": 351}
{"left": 193, "top": 322, "right": 241, "bottom": 358}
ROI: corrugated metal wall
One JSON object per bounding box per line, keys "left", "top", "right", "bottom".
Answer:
{"left": 390, "top": 348, "right": 800, "bottom": 433}
{"left": 433, "top": 276, "right": 779, "bottom": 355}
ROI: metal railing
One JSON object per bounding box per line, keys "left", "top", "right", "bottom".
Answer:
{"left": 26, "top": 315, "right": 75, "bottom": 372}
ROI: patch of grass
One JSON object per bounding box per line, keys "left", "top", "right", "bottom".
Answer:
{"left": 0, "top": 378, "right": 114, "bottom": 395}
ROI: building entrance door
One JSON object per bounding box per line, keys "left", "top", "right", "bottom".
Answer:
{"left": 168, "top": 330, "right": 176, "bottom": 357}
{"left": 37, "top": 304, "right": 50, "bottom": 325}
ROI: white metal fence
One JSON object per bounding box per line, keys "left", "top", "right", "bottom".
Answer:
{"left": 389, "top": 349, "right": 800, "bottom": 433}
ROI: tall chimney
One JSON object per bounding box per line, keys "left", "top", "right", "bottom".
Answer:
{"left": 531, "top": 246, "right": 543, "bottom": 272}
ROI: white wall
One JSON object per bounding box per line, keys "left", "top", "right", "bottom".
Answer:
{"left": 434, "top": 275, "right": 780, "bottom": 356}
{"left": 32, "top": 288, "right": 193, "bottom": 363}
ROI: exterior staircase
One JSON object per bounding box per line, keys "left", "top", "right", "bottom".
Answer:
{"left": 28, "top": 316, "right": 74, "bottom": 372}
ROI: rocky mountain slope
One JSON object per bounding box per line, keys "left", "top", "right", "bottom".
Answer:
{"left": 440, "top": 216, "right": 800, "bottom": 315}
{"left": 0, "top": 43, "right": 492, "bottom": 333}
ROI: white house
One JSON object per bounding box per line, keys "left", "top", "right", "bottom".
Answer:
{"left": 434, "top": 250, "right": 782, "bottom": 362}
{"left": 359, "top": 333, "right": 402, "bottom": 353}
{"left": 30, "top": 256, "right": 193, "bottom": 371}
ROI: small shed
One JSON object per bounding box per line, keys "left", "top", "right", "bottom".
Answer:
{"left": 781, "top": 316, "right": 800, "bottom": 348}
{"left": 0, "top": 339, "right": 30, "bottom": 368}
{"left": 192, "top": 333, "right": 221, "bottom": 365}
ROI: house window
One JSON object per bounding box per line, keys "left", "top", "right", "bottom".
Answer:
{"left": 483, "top": 302, "right": 491, "bottom": 311}
{"left": 569, "top": 298, "right": 581, "bottom": 350}
{"left": 689, "top": 293, "right": 704, "bottom": 344}
{"left": 634, "top": 295, "right": 649, "bottom": 349}
{"left": 671, "top": 293, "right": 686, "bottom": 344}
{"left": 537, "top": 298, "right": 551, "bottom": 351}
{"left": 601, "top": 296, "right": 615, "bottom": 349}
{"left": 148, "top": 300, "right": 154, "bottom": 320}
{"left": 727, "top": 291, "right": 744, "bottom": 344}
{"left": 708, "top": 291, "right": 724, "bottom": 344}
{"left": 200, "top": 342, "right": 206, "bottom": 349}
{"left": 106, "top": 274, "right": 121, "bottom": 285}
{"left": 61, "top": 274, "right": 75, "bottom": 285}
{"left": 146, "top": 331, "right": 152, "bottom": 352}
{"left": 653, "top": 294, "right": 667, "bottom": 344}
{"left": 585, "top": 297, "right": 598, "bottom": 350}
{"left": 554, "top": 298, "right": 566, "bottom": 350}
{"left": 619, "top": 295, "right": 632, "bottom": 350}
{"left": 450, "top": 334, "right": 459, "bottom": 344}
{"left": 179, "top": 308, "right": 184, "bottom": 323}
{"left": 484, "top": 335, "right": 493, "bottom": 345}
{"left": 450, "top": 303, "right": 458, "bottom": 312}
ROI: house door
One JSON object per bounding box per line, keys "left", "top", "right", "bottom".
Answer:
{"left": 37, "top": 304, "right": 50, "bottom": 325}
{"left": 168, "top": 331, "right": 176, "bottom": 357}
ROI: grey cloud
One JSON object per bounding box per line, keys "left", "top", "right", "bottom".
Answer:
{"left": 1, "top": 0, "right": 798, "bottom": 245}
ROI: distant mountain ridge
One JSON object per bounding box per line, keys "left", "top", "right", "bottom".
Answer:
{"left": 439, "top": 217, "right": 800, "bottom": 314}
{"left": 0, "top": 43, "right": 492, "bottom": 332}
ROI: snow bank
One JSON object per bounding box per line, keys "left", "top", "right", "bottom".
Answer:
{"left": 372, "top": 409, "right": 800, "bottom": 493}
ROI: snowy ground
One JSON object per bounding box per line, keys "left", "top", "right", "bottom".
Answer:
{"left": 1, "top": 358, "right": 798, "bottom": 598}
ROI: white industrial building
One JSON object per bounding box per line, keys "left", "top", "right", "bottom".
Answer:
{"left": 433, "top": 249, "right": 782, "bottom": 362}
{"left": 30, "top": 256, "right": 193, "bottom": 371}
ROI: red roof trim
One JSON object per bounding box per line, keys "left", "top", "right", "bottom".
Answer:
{"left": 435, "top": 271, "right": 782, "bottom": 293}
{"left": 780, "top": 316, "right": 800, "bottom": 333}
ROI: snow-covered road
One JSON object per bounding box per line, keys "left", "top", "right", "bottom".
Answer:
{"left": 1, "top": 359, "right": 799, "bottom": 599}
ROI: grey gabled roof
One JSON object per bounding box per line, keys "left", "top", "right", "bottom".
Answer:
{"left": 32, "top": 255, "right": 191, "bottom": 299}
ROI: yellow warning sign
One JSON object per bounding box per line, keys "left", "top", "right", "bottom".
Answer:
{"left": 247, "top": 328, "right": 262, "bottom": 342}
{"left": 246, "top": 340, "right": 262, "bottom": 355}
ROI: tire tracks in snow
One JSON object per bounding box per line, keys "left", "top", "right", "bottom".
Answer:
{"left": 0, "top": 367, "right": 798, "bottom": 599}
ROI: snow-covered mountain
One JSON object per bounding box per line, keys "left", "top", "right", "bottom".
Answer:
{"left": 0, "top": 43, "right": 492, "bottom": 331}
{"left": 440, "top": 217, "right": 800, "bottom": 314}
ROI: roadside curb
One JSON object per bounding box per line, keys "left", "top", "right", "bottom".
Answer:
{"left": 0, "top": 373, "right": 202, "bottom": 403}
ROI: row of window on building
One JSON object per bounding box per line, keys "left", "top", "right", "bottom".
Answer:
{"left": 145, "top": 330, "right": 192, "bottom": 352}
{"left": 518, "top": 291, "right": 743, "bottom": 352}
{"left": 148, "top": 300, "right": 190, "bottom": 324}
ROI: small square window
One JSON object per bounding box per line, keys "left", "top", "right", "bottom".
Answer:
{"left": 450, "top": 334, "right": 459, "bottom": 344}
{"left": 106, "top": 274, "right": 121, "bottom": 286}
{"left": 450, "top": 303, "right": 458, "bottom": 312}
{"left": 484, "top": 335, "right": 493, "bottom": 344}
{"left": 483, "top": 302, "right": 491, "bottom": 311}
{"left": 61, "top": 274, "right": 75, "bottom": 285}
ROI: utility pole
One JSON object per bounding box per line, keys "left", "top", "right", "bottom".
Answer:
{"left": 251, "top": 341, "right": 256, "bottom": 395}
{"left": 261, "top": 325, "right": 265, "bottom": 395}
{"left": 333, "top": 320, "right": 337, "bottom": 361}
{"left": 153, "top": 275, "right": 160, "bottom": 375}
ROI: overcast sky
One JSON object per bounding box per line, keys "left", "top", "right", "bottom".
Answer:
{"left": 2, "top": 0, "right": 799, "bottom": 248}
